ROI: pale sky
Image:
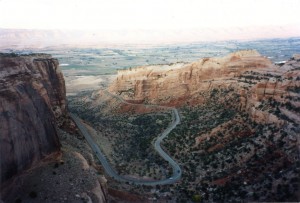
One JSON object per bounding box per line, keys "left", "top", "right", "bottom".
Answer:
{"left": 0, "top": 0, "right": 300, "bottom": 44}
{"left": 1, "top": 0, "right": 300, "bottom": 30}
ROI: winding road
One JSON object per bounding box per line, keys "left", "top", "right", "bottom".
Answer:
{"left": 70, "top": 91, "right": 182, "bottom": 185}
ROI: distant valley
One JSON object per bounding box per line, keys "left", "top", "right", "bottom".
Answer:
{"left": 0, "top": 40, "right": 300, "bottom": 202}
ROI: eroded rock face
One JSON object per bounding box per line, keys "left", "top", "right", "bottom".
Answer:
{"left": 245, "top": 55, "right": 300, "bottom": 125}
{"left": 109, "top": 50, "right": 273, "bottom": 105}
{"left": 0, "top": 54, "right": 66, "bottom": 185}
{"left": 107, "top": 50, "right": 300, "bottom": 126}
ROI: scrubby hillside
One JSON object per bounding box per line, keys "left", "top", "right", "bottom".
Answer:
{"left": 71, "top": 51, "right": 299, "bottom": 202}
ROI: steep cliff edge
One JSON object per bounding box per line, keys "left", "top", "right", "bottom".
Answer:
{"left": 107, "top": 50, "right": 299, "bottom": 125}
{"left": 109, "top": 50, "right": 273, "bottom": 105}
{"left": 0, "top": 54, "right": 66, "bottom": 184}
{"left": 0, "top": 54, "right": 108, "bottom": 203}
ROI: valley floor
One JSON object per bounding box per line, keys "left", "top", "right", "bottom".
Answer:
{"left": 67, "top": 64, "right": 300, "bottom": 202}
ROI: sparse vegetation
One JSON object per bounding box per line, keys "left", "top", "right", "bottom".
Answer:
{"left": 66, "top": 54, "right": 300, "bottom": 202}
{"left": 69, "top": 92, "right": 173, "bottom": 179}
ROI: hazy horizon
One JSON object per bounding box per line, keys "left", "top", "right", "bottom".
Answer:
{"left": 1, "top": 26, "right": 300, "bottom": 50}
{"left": 1, "top": 0, "right": 300, "bottom": 48}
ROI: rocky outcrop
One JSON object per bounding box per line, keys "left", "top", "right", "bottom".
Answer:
{"left": 107, "top": 50, "right": 300, "bottom": 126}
{"left": 239, "top": 54, "right": 300, "bottom": 125}
{"left": 109, "top": 50, "right": 273, "bottom": 105}
{"left": 0, "top": 54, "right": 66, "bottom": 185}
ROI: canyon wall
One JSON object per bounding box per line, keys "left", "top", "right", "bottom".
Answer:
{"left": 0, "top": 54, "right": 66, "bottom": 185}
{"left": 109, "top": 50, "right": 273, "bottom": 105}
{"left": 246, "top": 54, "right": 300, "bottom": 125}
{"left": 108, "top": 51, "right": 299, "bottom": 125}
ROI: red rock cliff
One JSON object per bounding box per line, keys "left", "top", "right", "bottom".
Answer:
{"left": 0, "top": 54, "right": 66, "bottom": 185}
{"left": 109, "top": 50, "right": 272, "bottom": 105}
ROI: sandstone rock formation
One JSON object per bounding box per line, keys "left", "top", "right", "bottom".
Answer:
{"left": 0, "top": 54, "right": 66, "bottom": 185}
{"left": 109, "top": 50, "right": 273, "bottom": 105}
{"left": 108, "top": 50, "right": 299, "bottom": 126}
{"left": 244, "top": 54, "right": 300, "bottom": 125}
{"left": 68, "top": 50, "right": 299, "bottom": 202}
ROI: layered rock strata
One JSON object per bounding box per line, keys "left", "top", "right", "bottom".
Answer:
{"left": 109, "top": 50, "right": 273, "bottom": 105}
{"left": 0, "top": 54, "right": 66, "bottom": 184}
{"left": 108, "top": 51, "right": 300, "bottom": 126}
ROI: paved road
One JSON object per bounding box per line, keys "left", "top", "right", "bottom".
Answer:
{"left": 70, "top": 91, "right": 182, "bottom": 185}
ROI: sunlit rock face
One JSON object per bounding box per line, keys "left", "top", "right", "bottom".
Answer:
{"left": 109, "top": 50, "right": 273, "bottom": 105}
{"left": 107, "top": 50, "right": 299, "bottom": 125}
{"left": 0, "top": 54, "right": 66, "bottom": 184}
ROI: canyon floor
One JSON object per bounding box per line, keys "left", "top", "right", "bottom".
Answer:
{"left": 2, "top": 119, "right": 149, "bottom": 203}
{"left": 68, "top": 90, "right": 300, "bottom": 202}
{"left": 1, "top": 41, "right": 300, "bottom": 203}
{"left": 6, "top": 50, "right": 299, "bottom": 202}
{"left": 66, "top": 53, "right": 300, "bottom": 202}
